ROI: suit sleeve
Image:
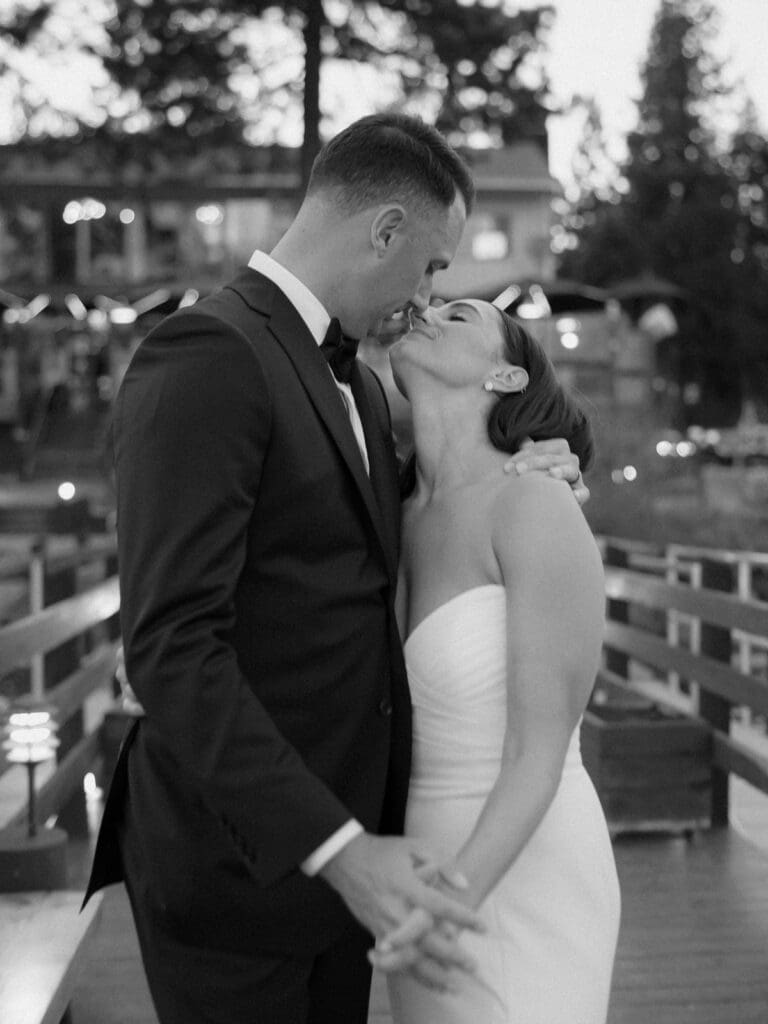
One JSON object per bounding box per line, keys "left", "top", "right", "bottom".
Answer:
{"left": 114, "top": 310, "right": 353, "bottom": 885}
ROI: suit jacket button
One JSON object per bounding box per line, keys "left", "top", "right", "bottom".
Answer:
{"left": 378, "top": 697, "right": 392, "bottom": 717}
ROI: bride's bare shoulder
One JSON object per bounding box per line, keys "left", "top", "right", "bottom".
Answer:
{"left": 489, "top": 472, "right": 599, "bottom": 564}
{"left": 490, "top": 471, "right": 583, "bottom": 521}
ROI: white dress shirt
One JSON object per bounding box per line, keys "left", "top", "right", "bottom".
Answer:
{"left": 247, "top": 250, "right": 365, "bottom": 874}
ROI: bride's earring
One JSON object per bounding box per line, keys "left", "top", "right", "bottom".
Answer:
{"left": 483, "top": 381, "right": 495, "bottom": 392}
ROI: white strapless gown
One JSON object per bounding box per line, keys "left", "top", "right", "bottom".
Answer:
{"left": 388, "top": 585, "right": 620, "bottom": 1024}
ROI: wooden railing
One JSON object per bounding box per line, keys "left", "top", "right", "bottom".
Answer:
{"left": 0, "top": 537, "right": 120, "bottom": 835}
{"left": 596, "top": 536, "right": 768, "bottom": 826}
{"left": 1, "top": 531, "right": 767, "bottom": 842}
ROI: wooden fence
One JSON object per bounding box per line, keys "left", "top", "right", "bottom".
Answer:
{"left": 596, "top": 536, "right": 768, "bottom": 826}
{"left": 0, "top": 536, "right": 119, "bottom": 836}
{"left": 1, "top": 532, "right": 767, "bottom": 846}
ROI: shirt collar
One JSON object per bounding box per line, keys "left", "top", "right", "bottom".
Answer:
{"left": 248, "top": 250, "right": 330, "bottom": 347}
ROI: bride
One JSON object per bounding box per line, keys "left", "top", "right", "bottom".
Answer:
{"left": 376, "top": 298, "right": 621, "bottom": 1024}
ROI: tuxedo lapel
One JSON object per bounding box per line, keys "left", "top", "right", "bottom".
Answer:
{"left": 225, "top": 269, "right": 396, "bottom": 581}
{"left": 351, "top": 366, "right": 400, "bottom": 582}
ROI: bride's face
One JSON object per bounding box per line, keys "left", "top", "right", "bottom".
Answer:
{"left": 389, "top": 298, "right": 506, "bottom": 396}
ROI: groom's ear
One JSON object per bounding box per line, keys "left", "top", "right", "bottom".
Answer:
{"left": 371, "top": 205, "right": 407, "bottom": 257}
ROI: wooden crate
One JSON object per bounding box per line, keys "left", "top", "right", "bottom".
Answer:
{"left": 581, "top": 701, "right": 712, "bottom": 833}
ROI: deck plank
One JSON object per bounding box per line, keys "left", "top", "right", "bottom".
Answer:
{"left": 69, "top": 829, "right": 768, "bottom": 1024}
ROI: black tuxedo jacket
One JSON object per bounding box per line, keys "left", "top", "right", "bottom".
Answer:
{"left": 85, "top": 268, "right": 411, "bottom": 956}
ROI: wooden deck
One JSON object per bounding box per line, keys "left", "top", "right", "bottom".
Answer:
{"left": 68, "top": 824, "right": 768, "bottom": 1024}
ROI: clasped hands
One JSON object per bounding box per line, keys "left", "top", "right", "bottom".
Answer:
{"left": 319, "top": 832, "right": 481, "bottom": 993}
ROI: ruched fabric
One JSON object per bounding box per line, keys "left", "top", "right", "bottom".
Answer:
{"left": 388, "top": 586, "right": 620, "bottom": 1024}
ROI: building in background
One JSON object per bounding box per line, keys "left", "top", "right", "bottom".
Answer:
{"left": 0, "top": 137, "right": 560, "bottom": 476}
{"left": 0, "top": 139, "right": 560, "bottom": 293}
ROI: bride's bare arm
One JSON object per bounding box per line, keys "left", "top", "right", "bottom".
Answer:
{"left": 452, "top": 473, "right": 604, "bottom": 908}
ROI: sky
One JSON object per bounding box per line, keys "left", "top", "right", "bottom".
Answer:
{"left": 539, "top": 0, "right": 768, "bottom": 187}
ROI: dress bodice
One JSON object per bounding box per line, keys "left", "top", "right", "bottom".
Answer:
{"left": 393, "top": 585, "right": 619, "bottom": 1024}
{"left": 404, "top": 584, "right": 582, "bottom": 800}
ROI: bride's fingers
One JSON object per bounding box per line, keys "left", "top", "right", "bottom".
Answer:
{"left": 506, "top": 451, "right": 579, "bottom": 477}
{"left": 368, "top": 942, "right": 420, "bottom": 973}
{"left": 418, "top": 928, "right": 477, "bottom": 974}
{"left": 411, "top": 883, "right": 486, "bottom": 933}
{"left": 571, "top": 478, "right": 590, "bottom": 505}
{"left": 436, "top": 863, "right": 470, "bottom": 891}
{"left": 408, "top": 956, "right": 461, "bottom": 994}
{"left": 414, "top": 860, "right": 469, "bottom": 894}
{"left": 378, "top": 908, "right": 433, "bottom": 950}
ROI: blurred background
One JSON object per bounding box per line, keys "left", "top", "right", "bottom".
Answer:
{"left": 0, "top": 0, "right": 767, "bottom": 547}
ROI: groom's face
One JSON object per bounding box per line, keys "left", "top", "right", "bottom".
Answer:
{"left": 366, "top": 193, "right": 466, "bottom": 338}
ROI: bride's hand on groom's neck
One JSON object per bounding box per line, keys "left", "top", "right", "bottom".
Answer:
{"left": 504, "top": 438, "right": 590, "bottom": 506}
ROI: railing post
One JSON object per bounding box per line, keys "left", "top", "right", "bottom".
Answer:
{"left": 735, "top": 558, "right": 753, "bottom": 726}
{"left": 28, "top": 537, "right": 46, "bottom": 700}
{"left": 665, "top": 547, "right": 681, "bottom": 693}
{"left": 699, "top": 558, "right": 735, "bottom": 828}
{"left": 604, "top": 543, "right": 630, "bottom": 681}
{"left": 105, "top": 548, "right": 121, "bottom": 643}
{"left": 689, "top": 560, "right": 702, "bottom": 708}
{"left": 44, "top": 550, "right": 87, "bottom": 838}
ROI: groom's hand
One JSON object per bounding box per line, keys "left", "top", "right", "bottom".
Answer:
{"left": 369, "top": 863, "right": 479, "bottom": 991}
{"left": 114, "top": 645, "right": 146, "bottom": 717}
{"left": 369, "top": 912, "right": 475, "bottom": 993}
{"left": 504, "top": 438, "right": 589, "bottom": 506}
{"left": 372, "top": 922, "right": 473, "bottom": 993}
{"left": 319, "top": 832, "right": 483, "bottom": 955}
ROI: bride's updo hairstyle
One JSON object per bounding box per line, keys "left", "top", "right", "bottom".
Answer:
{"left": 490, "top": 311, "right": 594, "bottom": 471}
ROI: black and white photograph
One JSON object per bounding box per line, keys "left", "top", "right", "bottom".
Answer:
{"left": 0, "top": 2, "right": 767, "bottom": 1022}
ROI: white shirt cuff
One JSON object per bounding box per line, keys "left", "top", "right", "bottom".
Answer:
{"left": 300, "top": 819, "right": 364, "bottom": 876}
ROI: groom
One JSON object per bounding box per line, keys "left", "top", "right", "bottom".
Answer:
{"left": 85, "top": 113, "right": 485, "bottom": 1024}
{"left": 86, "top": 112, "right": 584, "bottom": 1023}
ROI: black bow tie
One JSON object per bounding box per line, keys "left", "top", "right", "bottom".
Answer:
{"left": 320, "top": 318, "right": 359, "bottom": 385}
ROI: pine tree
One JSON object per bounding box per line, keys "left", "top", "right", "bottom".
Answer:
{"left": 560, "top": 0, "right": 754, "bottom": 425}
{"left": 558, "top": 98, "right": 645, "bottom": 284}
{"left": 726, "top": 104, "right": 768, "bottom": 412}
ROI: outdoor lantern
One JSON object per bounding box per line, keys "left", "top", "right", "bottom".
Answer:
{"left": 1, "top": 702, "right": 59, "bottom": 838}
{"left": 0, "top": 699, "right": 68, "bottom": 892}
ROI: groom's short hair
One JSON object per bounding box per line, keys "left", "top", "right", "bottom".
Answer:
{"left": 306, "top": 113, "right": 474, "bottom": 216}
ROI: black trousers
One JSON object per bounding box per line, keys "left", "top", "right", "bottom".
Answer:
{"left": 120, "top": 825, "right": 373, "bottom": 1023}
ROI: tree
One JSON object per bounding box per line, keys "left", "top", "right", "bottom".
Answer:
{"left": 97, "top": 0, "right": 250, "bottom": 164}
{"left": 726, "top": 106, "right": 768, "bottom": 412}
{"left": 0, "top": 2, "right": 52, "bottom": 44}
{"left": 559, "top": 0, "right": 763, "bottom": 425}
{"left": 2, "top": 0, "right": 554, "bottom": 189}
{"left": 0, "top": 1, "right": 92, "bottom": 139}
{"left": 372, "top": 0, "right": 554, "bottom": 150}
{"left": 555, "top": 98, "right": 645, "bottom": 281}
{"left": 96, "top": 0, "right": 553, "bottom": 187}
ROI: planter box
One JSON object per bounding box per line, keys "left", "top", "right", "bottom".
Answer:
{"left": 581, "top": 699, "right": 712, "bottom": 833}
